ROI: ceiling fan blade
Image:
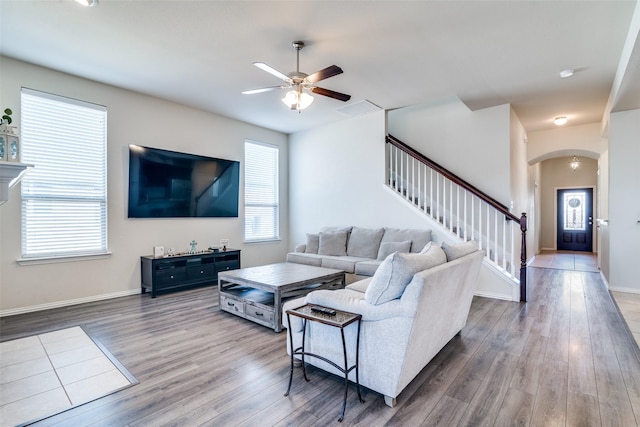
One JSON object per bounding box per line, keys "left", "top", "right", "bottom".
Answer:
{"left": 306, "top": 65, "right": 343, "bottom": 83}
{"left": 310, "top": 86, "right": 351, "bottom": 102}
{"left": 253, "top": 62, "right": 290, "bottom": 82}
{"left": 242, "top": 86, "right": 283, "bottom": 95}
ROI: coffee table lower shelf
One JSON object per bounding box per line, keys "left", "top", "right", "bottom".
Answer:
{"left": 217, "top": 263, "right": 346, "bottom": 332}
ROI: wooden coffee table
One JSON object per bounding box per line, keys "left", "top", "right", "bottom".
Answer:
{"left": 217, "top": 262, "right": 345, "bottom": 332}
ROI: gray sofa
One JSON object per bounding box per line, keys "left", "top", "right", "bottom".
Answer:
{"left": 286, "top": 226, "right": 432, "bottom": 278}
{"left": 283, "top": 240, "right": 484, "bottom": 407}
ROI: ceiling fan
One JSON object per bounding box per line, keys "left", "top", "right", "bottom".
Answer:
{"left": 242, "top": 41, "right": 351, "bottom": 112}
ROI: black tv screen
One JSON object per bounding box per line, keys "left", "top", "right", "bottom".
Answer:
{"left": 128, "top": 145, "right": 240, "bottom": 218}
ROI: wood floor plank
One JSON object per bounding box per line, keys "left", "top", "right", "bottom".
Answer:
{"left": 530, "top": 359, "right": 568, "bottom": 426}
{"left": 2, "top": 268, "right": 639, "bottom": 426}
{"left": 492, "top": 388, "right": 536, "bottom": 427}
{"left": 419, "top": 395, "right": 468, "bottom": 426}
{"left": 457, "top": 351, "right": 518, "bottom": 426}
{"left": 567, "top": 391, "right": 602, "bottom": 427}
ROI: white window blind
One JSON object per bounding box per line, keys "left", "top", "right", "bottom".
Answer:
{"left": 244, "top": 140, "right": 279, "bottom": 242}
{"left": 20, "top": 88, "right": 108, "bottom": 259}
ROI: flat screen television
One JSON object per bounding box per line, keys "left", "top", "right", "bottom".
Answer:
{"left": 128, "top": 145, "right": 240, "bottom": 218}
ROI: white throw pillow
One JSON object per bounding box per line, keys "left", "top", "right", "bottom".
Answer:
{"left": 318, "top": 231, "right": 348, "bottom": 256}
{"left": 419, "top": 241, "right": 432, "bottom": 254}
{"left": 441, "top": 240, "right": 478, "bottom": 261}
{"left": 377, "top": 240, "right": 412, "bottom": 260}
{"left": 365, "top": 245, "right": 447, "bottom": 305}
{"left": 347, "top": 227, "right": 385, "bottom": 258}
{"left": 305, "top": 233, "right": 319, "bottom": 254}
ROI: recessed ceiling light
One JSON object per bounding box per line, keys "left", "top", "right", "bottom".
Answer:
{"left": 554, "top": 116, "right": 568, "bottom": 126}
{"left": 559, "top": 69, "right": 574, "bottom": 78}
{"left": 74, "top": 0, "right": 98, "bottom": 6}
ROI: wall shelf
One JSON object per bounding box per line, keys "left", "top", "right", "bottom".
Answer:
{"left": 0, "top": 161, "right": 33, "bottom": 205}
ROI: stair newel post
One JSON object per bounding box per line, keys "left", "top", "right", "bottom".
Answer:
{"left": 519, "top": 212, "right": 528, "bottom": 302}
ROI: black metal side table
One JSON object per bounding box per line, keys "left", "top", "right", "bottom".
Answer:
{"left": 284, "top": 303, "right": 364, "bottom": 422}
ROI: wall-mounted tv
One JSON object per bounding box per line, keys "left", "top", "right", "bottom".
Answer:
{"left": 128, "top": 145, "right": 240, "bottom": 218}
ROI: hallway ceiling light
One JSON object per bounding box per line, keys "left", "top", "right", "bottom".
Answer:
{"left": 74, "top": 0, "right": 98, "bottom": 6}
{"left": 559, "top": 69, "right": 575, "bottom": 78}
{"left": 569, "top": 156, "right": 581, "bottom": 171}
{"left": 554, "top": 116, "right": 568, "bottom": 126}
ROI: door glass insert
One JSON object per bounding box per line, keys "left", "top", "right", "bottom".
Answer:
{"left": 563, "top": 191, "right": 586, "bottom": 231}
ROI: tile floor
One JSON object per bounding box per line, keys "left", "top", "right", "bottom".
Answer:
{"left": 0, "top": 326, "right": 133, "bottom": 426}
{"left": 531, "top": 250, "right": 640, "bottom": 349}
{"left": 611, "top": 291, "right": 640, "bottom": 347}
{"left": 529, "top": 249, "right": 599, "bottom": 272}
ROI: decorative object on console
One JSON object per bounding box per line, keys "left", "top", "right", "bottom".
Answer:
{"left": 189, "top": 240, "right": 198, "bottom": 253}
{"left": 153, "top": 246, "right": 164, "bottom": 258}
{"left": 219, "top": 239, "right": 229, "bottom": 251}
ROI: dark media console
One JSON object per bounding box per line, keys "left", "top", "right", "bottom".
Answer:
{"left": 141, "top": 250, "right": 241, "bottom": 297}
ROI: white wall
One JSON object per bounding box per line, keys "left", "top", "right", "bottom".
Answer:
{"left": 289, "top": 110, "right": 437, "bottom": 245}
{"left": 608, "top": 109, "right": 640, "bottom": 293}
{"left": 527, "top": 123, "right": 608, "bottom": 164}
{"left": 597, "top": 149, "right": 609, "bottom": 275}
{"left": 0, "top": 57, "right": 289, "bottom": 314}
{"left": 387, "top": 99, "right": 512, "bottom": 206}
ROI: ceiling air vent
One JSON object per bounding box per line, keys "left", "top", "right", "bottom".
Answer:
{"left": 336, "top": 100, "right": 382, "bottom": 117}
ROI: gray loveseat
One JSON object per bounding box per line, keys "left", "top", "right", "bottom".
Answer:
{"left": 283, "top": 240, "right": 484, "bottom": 407}
{"left": 286, "top": 226, "right": 432, "bottom": 279}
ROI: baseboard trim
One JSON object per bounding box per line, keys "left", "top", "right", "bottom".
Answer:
{"left": 0, "top": 289, "right": 141, "bottom": 317}
{"left": 609, "top": 286, "right": 640, "bottom": 295}
{"left": 474, "top": 290, "right": 514, "bottom": 302}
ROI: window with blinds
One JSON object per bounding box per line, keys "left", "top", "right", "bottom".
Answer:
{"left": 244, "top": 140, "right": 279, "bottom": 242}
{"left": 20, "top": 88, "right": 108, "bottom": 259}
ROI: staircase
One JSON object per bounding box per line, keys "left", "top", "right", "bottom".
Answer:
{"left": 386, "top": 135, "right": 528, "bottom": 302}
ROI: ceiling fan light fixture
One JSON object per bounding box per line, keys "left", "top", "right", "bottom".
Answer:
{"left": 554, "top": 116, "right": 568, "bottom": 126}
{"left": 282, "top": 90, "right": 314, "bottom": 111}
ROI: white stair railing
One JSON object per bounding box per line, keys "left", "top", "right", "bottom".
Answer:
{"left": 386, "top": 135, "right": 528, "bottom": 301}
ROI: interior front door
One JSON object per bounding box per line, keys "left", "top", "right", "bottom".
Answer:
{"left": 557, "top": 188, "right": 593, "bottom": 252}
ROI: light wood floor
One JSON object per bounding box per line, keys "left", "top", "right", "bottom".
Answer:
{"left": 1, "top": 267, "right": 639, "bottom": 426}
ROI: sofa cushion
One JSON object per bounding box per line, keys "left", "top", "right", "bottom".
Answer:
{"left": 321, "top": 255, "right": 369, "bottom": 274}
{"left": 377, "top": 240, "right": 412, "bottom": 260}
{"left": 305, "top": 233, "right": 320, "bottom": 254}
{"left": 365, "top": 244, "right": 447, "bottom": 305}
{"left": 318, "top": 231, "right": 348, "bottom": 256}
{"left": 354, "top": 259, "right": 383, "bottom": 276}
{"left": 347, "top": 227, "right": 385, "bottom": 258}
{"left": 346, "top": 277, "right": 372, "bottom": 293}
{"left": 286, "top": 252, "right": 323, "bottom": 267}
{"left": 442, "top": 240, "right": 478, "bottom": 261}
{"left": 382, "top": 228, "right": 432, "bottom": 253}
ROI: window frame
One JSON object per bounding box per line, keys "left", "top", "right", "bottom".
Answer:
{"left": 244, "top": 140, "right": 280, "bottom": 243}
{"left": 19, "top": 88, "right": 109, "bottom": 263}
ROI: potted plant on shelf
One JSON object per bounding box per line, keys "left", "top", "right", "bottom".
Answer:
{"left": 1, "top": 108, "right": 15, "bottom": 133}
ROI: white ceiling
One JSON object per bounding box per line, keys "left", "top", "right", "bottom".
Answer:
{"left": 1, "top": 0, "right": 638, "bottom": 135}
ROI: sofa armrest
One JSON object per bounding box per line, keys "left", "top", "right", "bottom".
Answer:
{"left": 294, "top": 243, "right": 306, "bottom": 253}
{"left": 304, "top": 289, "right": 413, "bottom": 322}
